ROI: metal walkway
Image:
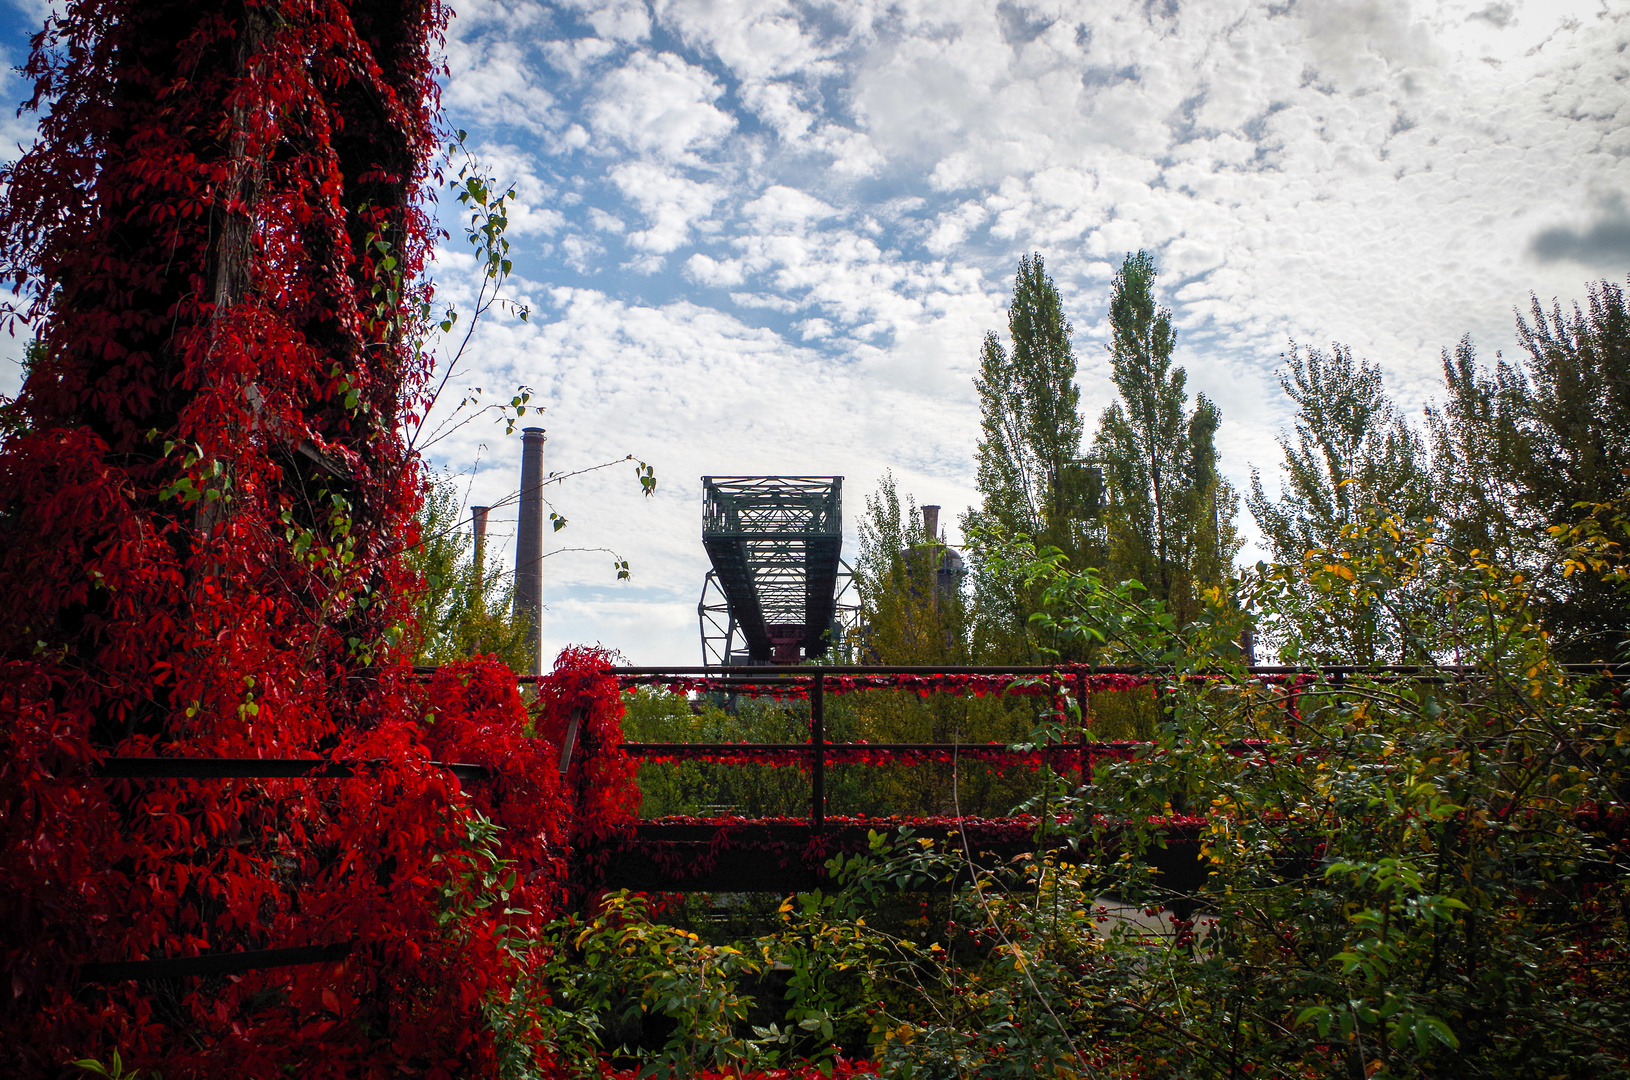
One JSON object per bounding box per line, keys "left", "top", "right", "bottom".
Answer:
{"left": 698, "top": 476, "right": 848, "bottom": 665}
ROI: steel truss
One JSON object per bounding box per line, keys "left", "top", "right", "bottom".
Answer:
{"left": 698, "top": 476, "right": 848, "bottom": 666}
{"left": 700, "top": 561, "right": 861, "bottom": 667}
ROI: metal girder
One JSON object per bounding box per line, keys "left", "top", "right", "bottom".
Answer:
{"left": 700, "top": 476, "right": 843, "bottom": 665}
{"left": 698, "top": 570, "right": 738, "bottom": 668}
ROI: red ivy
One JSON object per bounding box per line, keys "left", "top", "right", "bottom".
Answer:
{"left": 424, "top": 657, "right": 573, "bottom": 915}
{"left": 537, "top": 646, "right": 641, "bottom": 849}
{"left": 0, "top": 0, "right": 593, "bottom": 1075}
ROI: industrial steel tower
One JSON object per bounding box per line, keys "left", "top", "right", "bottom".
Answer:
{"left": 697, "top": 476, "right": 858, "bottom": 666}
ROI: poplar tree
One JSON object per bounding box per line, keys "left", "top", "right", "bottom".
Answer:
{"left": 963, "top": 254, "right": 1093, "bottom": 655}
{"left": 1248, "top": 342, "right": 1430, "bottom": 561}
{"left": 965, "top": 253, "right": 1084, "bottom": 542}
{"left": 1429, "top": 278, "right": 1630, "bottom": 659}
{"left": 1093, "top": 251, "right": 1238, "bottom": 621}
{"left": 1247, "top": 343, "right": 1432, "bottom": 663}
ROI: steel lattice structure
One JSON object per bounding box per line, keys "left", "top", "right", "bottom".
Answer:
{"left": 698, "top": 476, "right": 856, "bottom": 666}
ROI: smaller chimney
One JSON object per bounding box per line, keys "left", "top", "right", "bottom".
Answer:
{"left": 471, "top": 505, "right": 489, "bottom": 588}
{"left": 921, "top": 505, "right": 940, "bottom": 542}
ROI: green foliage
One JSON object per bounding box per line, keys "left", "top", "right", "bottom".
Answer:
{"left": 1428, "top": 277, "right": 1630, "bottom": 659}
{"left": 863, "top": 852, "right": 1127, "bottom": 1080}
{"left": 531, "top": 516, "right": 1629, "bottom": 1078}
{"left": 1248, "top": 342, "right": 1431, "bottom": 564}
{"left": 405, "top": 471, "right": 535, "bottom": 671}
{"left": 855, "top": 472, "right": 969, "bottom": 665}
{"left": 950, "top": 508, "right": 1630, "bottom": 1078}
{"left": 1247, "top": 342, "right": 1434, "bottom": 663}
{"left": 963, "top": 254, "right": 1091, "bottom": 658}
{"left": 966, "top": 254, "right": 1083, "bottom": 543}
{"left": 71, "top": 1050, "right": 148, "bottom": 1080}
{"left": 0, "top": 337, "right": 45, "bottom": 440}
{"left": 1093, "top": 250, "right": 1240, "bottom": 627}
{"left": 1255, "top": 507, "right": 1457, "bottom": 668}
{"left": 1554, "top": 483, "right": 1630, "bottom": 594}
{"left": 537, "top": 892, "right": 762, "bottom": 1077}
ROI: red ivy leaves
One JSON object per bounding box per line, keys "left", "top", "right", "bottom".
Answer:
{"left": 0, "top": 0, "right": 597, "bottom": 1076}
{"left": 537, "top": 646, "right": 641, "bottom": 848}
{"left": 424, "top": 656, "right": 572, "bottom": 909}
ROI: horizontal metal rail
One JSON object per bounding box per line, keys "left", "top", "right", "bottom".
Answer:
{"left": 620, "top": 740, "right": 1147, "bottom": 759}
{"left": 393, "top": 662, "right": 1622, "bottom": 685}
{"left": 616, "top": 664, "right": 1492, "bottom": 676}
{"left": 618, "top": 740, "right": 1284, "bottom": 756}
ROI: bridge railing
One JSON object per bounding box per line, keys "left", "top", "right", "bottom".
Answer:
{"left": 606, "top": 663, "right": 1623, "bottom": 831}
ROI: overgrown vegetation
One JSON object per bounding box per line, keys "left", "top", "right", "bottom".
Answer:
{"left": 519, "top": 506, "right": 1630, "bottom": 1079}
{"left": 2, "top": 0, "right": 1624, "bottom": 1071}
{"left": 408, "top": 470, "right": 535, "bottom": 670}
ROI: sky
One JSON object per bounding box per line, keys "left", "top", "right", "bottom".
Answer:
{"left": 3, "top": 0, "right": 1629, "bottom": 665}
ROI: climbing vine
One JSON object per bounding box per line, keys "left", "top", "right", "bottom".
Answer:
{"left": 0, "top": 0, "right": 621, "bottom": 1075}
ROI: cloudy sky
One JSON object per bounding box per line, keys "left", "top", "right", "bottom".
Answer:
{"left": 3, "top": 0, "right": 1628, "bottom": 665}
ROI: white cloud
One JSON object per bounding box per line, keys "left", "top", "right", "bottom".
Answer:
{"left": 556, "top": 0, "right": 652, "bottom": 42}
{"left": 683, "top": 253, "right": 747, "bottom": 286}
{"left": 587, "top": 207, "right": 626, "bottom": 234}
{"left": 806, "top": 124, "right": 886, "bottom": 177}
{"left": 728, "top": 291, "right": 802, "bottom": 312}
{"left": 925, "top": 200, "right": 989, "bottom": 254}
{"left": 622, "top": 252, "right": 668, "bottom": 274}
{"left": 540, "top": 36, "right": 619, "bottom": 79}
{"left": 738, "top": 79, "right": 816, "bottom": 142}
{"left": 654, "top": 0, "right": 832, "bottom": 80}
{"left": 610, "top": 162, "right": 726, "bottom": 253}
{"left": 742, "top": 185, "right": 838, "bottom": 231}
{"left": 586, "top": 51, "right": 737, "bottom": 162}
{"left": 444, "top": 36, "right": 558, "bottom": 134}
{"left": 557, "top": 233, "right": 605, "bottom": 273}
{"left": 795, "top": 317, "right": 833, "bottom": 340}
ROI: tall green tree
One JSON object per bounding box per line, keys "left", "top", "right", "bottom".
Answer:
{"left": 962, "top": 254, "right": 1094, "bottom": 656}
{"left": 1093, "top": 250, "right": 1239, "bottom": 623}
{"left": 1248, "top": 342, "right": 1431, "bottom": 561}
{"left": 405, "top": 472, "right": 534, "bottom": 671}
{"left": 1428, "top": 278, "right": 1630, "bottom": 660}
{"left": 856, "top": 471, "right": 968, "bottom": 664}
{"left": 965, "top": 254, "right": 1085, "bottom": 541}
{"left": 1247, "top": 343, "right": 1432, "bottom": 663}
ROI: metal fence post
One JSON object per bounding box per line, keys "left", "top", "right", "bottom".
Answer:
{"left": 1077, "top": 672, "right": 1092, "bottom": 789}
{"left": 811, "top": 671, "right": 825, "bottom": 831}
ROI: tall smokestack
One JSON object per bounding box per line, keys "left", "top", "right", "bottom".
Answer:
{"left": 513, "top": 428, "right": 546, "bottom": 675}
{"left": 471, "top": 505, "right": 489, "bottom": 590}
{"left": 921, "top": 505, "right": 940, "bottom": 542}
